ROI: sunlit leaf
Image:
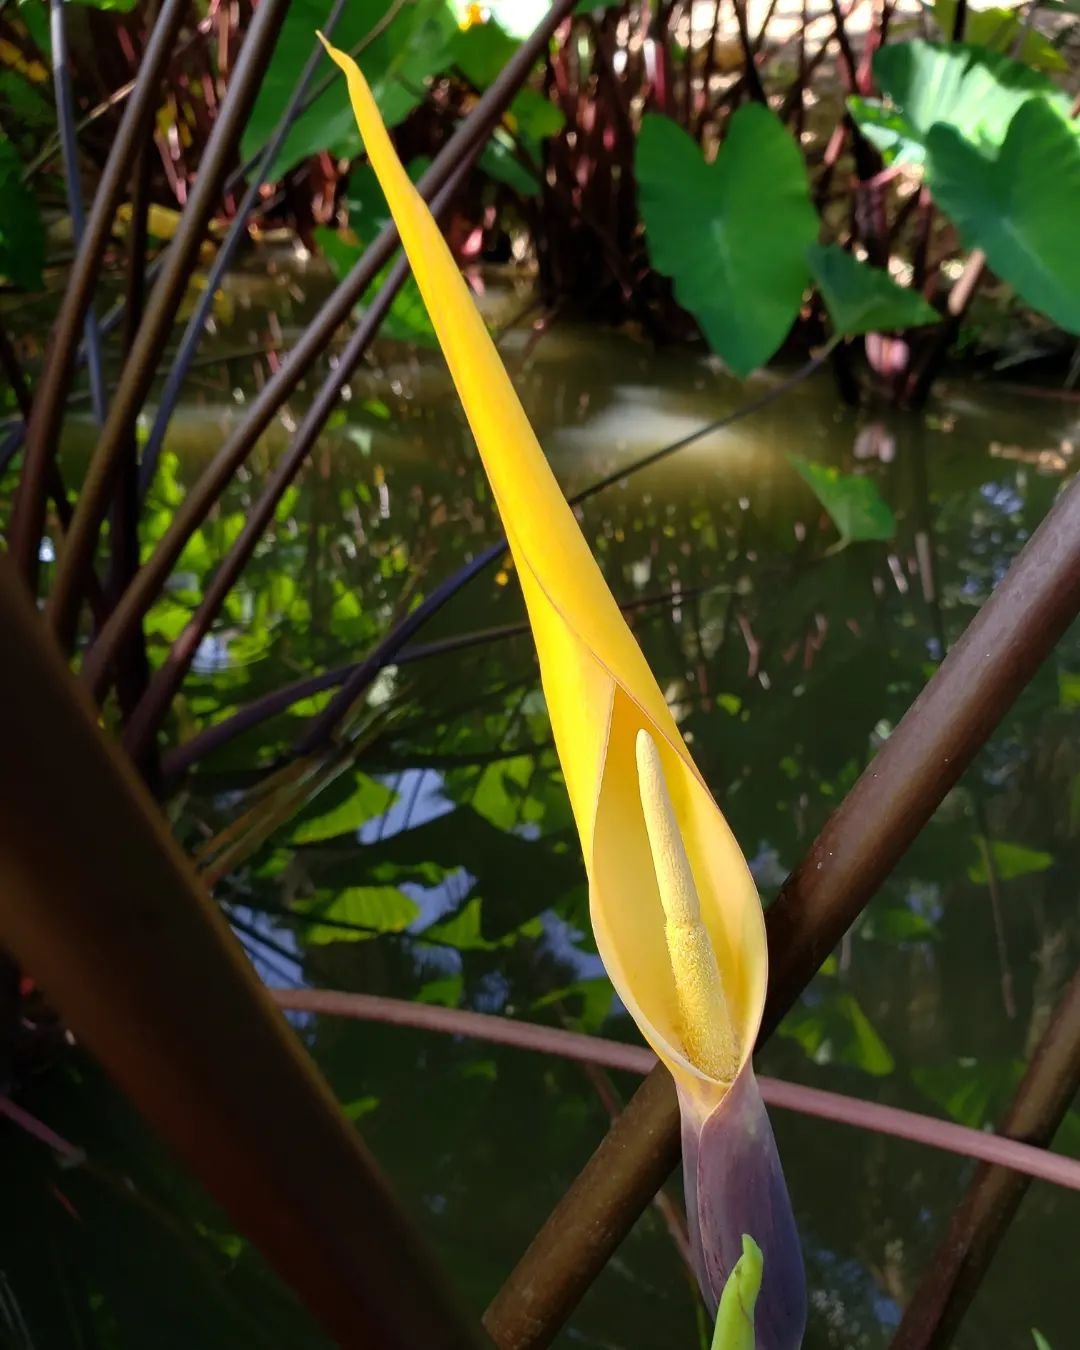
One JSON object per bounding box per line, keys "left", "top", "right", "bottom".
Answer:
{"left": 934, "top": 0, "right": 1066, "bottom": 71}
{"left": 1032, "top": 1332, "right": 1053, "bottom": 1350}
{"left": 287, "top": 771, "right": 397, "bottom": 844}
{"left": 789, "top": 456, "right": 896, "bottom": 547}
{"left": 636, "top": 107, "right": 816, "bottom": 376}
{"left": 926, "top": 101, "right": 1080, "bottom": 335}
{"left": 448, "top": 16, "right": 519, "bottom": 85}
{"left": 242, "top": 0, "right": 457, "bottom": 177}
{"left": 967, "top": 838, "right": 1053, "bottom": 883}
{"left": 421, "top": 896, "right": 542, "bottom": 949}
{"left": 808, "top": 244, "right": 940, "bottom": 336}
{"left": 302, "top": 885, "right": 420, "bottom": 943}
{"left": 849, "top": 40, "right": 1067, "bottom": 166}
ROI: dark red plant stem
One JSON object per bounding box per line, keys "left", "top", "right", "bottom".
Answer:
{"left": 695, "top": 0, "right": 723, "bottom": 137}
{"left": 8, "top": 0, "right": 190, "bottom": 592}
{"left": 484, "top": 467, "right": 1080, "bottom": 1348}
{"left": 45, "top": 0, "right": 291, "bottom": 654}
{"left": 0, "top": 1095, "right": 84, "bottom": 1162}
{"left": 108, "top": 75, "right": 158, "bottom": 740}
{"left": 0, "top": 325, "right": 32, "bottom": 422}
{"left": 78, "top": 0, "right": 581, "bottom": 700}
{"left": 889, "top": 969, "right": 1080, "bottom": 1350}
{"left": 903, "top": 251, "right": 986, "bottom": 408}
{"left": 733, "top": 0, "right": 768, "bottom": 103}
{"left": 0, "top": 338, "right": 109, "bottom": 626}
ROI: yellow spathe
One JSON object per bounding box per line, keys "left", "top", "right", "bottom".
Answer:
{"left": 319, "top": 37, "right": 767, "bottom": 1117}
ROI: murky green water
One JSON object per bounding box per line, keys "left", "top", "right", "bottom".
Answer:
{"left": 5, "top": 268, "right": 1080, "bottom": 1347}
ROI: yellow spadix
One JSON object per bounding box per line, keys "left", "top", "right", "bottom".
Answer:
{"left": 322, "top": 40, "right": 805, "bottom": 1346}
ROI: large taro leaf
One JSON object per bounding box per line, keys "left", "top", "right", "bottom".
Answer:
{"left": 242, "top": 0, "right": 457, "bottom": 179}
{"left": 933, "top": 0, "right": 1066, "bottom": 72}
{"left": 926, "top": 100, "right": 1080, "bottom": 334}
{"left": 807, "top": 243, "right": 940, "bottom": 335}
{"left": 848, "top": 39, "right": 1068, "bottom": 166}
{"left": 636, "top": 106, "right": 817, "bottom": 376}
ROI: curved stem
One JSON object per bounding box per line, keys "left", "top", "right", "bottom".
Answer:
{"left": 266, "top": 988, "right": 1080, "bottom": 1194}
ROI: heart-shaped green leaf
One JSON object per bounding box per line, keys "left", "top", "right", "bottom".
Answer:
{"left": 926, "top": 100, "right": 1080, "bottom": 334}
{"left": 808, "top": 244, "right": 940, "bottom": 335}
{"left": 849, "top": 40, "right": 1067, "bottom": 165}
{"left": 790, "top": 455, "right": 896, "bottom": 547}
{"left": 636, "top": 106, "right": 817, "bottom": 376}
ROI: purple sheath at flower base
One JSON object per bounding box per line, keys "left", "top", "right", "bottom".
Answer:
{"left": 680, "top": 1070, "right": 806, "bottom": 1348}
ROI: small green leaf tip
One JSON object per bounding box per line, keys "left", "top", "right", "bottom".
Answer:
{"left": 710, "top": 1235, "right": 764, "bottom": 1350}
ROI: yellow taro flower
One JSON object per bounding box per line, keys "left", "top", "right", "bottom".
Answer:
{"left": 322, "top": 40, "right": 806, "bottom": 1345}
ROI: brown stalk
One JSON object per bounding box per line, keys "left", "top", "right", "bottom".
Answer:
{"left": 45, "top": 0, "right": 292, "bottom": 652}
{"left": 8, "top": 0, "right": 190, "bottom": 591}
{"left": 0, "top": 558, "right": 485, "bottom": 1350}
{"left": 889, "top": 969, "right": 1080, "bottom": 1349}
{"left": 109, "top": 70, "right": 158, "bottom": 743}
{"left": 79, "top": 0, "right": 580, "bottom": 702}
{"left": 484, "top": 467, "right": 1080, "bottom": 1347}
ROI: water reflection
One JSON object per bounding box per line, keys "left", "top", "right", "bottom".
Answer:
{"left": 3, "top": 284, "right": 1080, "bottom": 1347}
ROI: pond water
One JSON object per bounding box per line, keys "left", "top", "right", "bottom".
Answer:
{"left": 4, "top": 260, "right": 1080, "bottom": 1348}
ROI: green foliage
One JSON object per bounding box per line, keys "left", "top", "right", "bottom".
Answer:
{"left": 1032, "top": 1331, "right": 1053, "bottom": 1349}
{"left": 789, "top": 456, "right": 896, "bottom": 548}
{"left": 807, "top": 244, "right": 940, "bottom": 336}
{"left": 780, "top": 987, "right": 895, "bottom": 1076}
{"left": 449, "top": 25, "right": 565, "bottom": 194}
{"left": 0, "top": 136, "right": 43, "bottom": 288}
{"left": 933, "top": 0, "right": 1066, "bottom": 71}
{"left": 242, "top": 0, "right": 458, "bottom": 178}
{"left": 315, "top": 157, "right": 438, "bottom": 345}
{"left": 926, "top": 101, "right": 1080, "bottom": 335}
{"left": 301, "top": 885, "right": 420, "bottom": 942}
{"left": 287, "top": 770, "right": 398, "bottom": 844}
{"left": 636, "top": 106, "right": 817, "bottom": 376}
{"left": 966, "top": 837, "right": 1054, "bottom": 883}
{"left": 711, "top": 1235, "right": 762, "bottom": 1350}
{"left": 849, "top": 40, "right": 1068, "bottom": 166}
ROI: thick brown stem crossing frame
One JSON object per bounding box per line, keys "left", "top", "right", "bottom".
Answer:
{"left": 889, "top": 969, "right": 1080, "bottom": 1350}
{"left": 484, "top": 470, "right": 1080, "bottom": 1347}
{"left": 0, "top": 560, "right": 485, "bottom": 1350}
